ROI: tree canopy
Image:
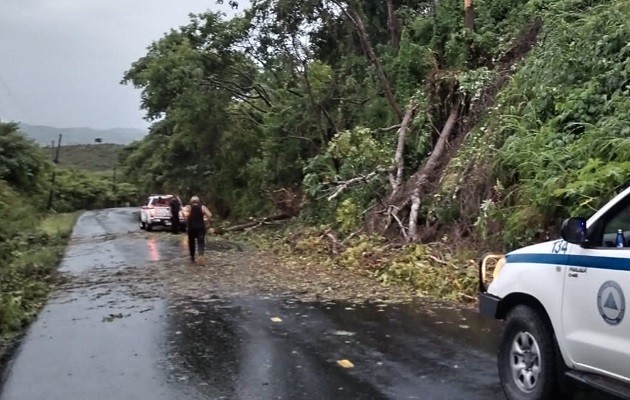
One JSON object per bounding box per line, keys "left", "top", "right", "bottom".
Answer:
{"left": 121, "top": 0, "right": 630, "bottom": 248}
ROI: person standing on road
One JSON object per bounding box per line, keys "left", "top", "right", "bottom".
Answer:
{"left": 182, "top": 196, "right": 212, "bottom": 264}
{"left": 169, "top": 196, "right": 182, "bottom": 234}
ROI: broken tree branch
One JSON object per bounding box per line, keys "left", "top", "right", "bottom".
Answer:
{"left": 342, "top": 227, "right": 365, "bottom": 243}
{"left": 427, "top": 254, "right": 448, "bottom": 266}
{"left": 366, "top": 99, "right": 462, "bottom": 237}
{"left": 389, "top": 206, "right": 409, "bottom": 240}
{"left": 377, "top": 124, "right": 401, "bottom": 133}
{"left": 407, "top": 187, "right": 421, "bottom": 241}
{"left": 326, "top": 168, "right": 388, "bottom": 201}
{"left": 323, "top": 230, "right": 346, "bottom": 255}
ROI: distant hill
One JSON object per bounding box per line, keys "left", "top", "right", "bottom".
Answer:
{"left": 18, "top": 123, "right": 146, "bottom": 146}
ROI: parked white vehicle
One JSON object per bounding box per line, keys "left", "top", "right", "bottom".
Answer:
{"left": 139, "top": 194, "right": 185, "bottom": 231}
{"left": 479, "top": 186, "right": 630, "bottom": 400}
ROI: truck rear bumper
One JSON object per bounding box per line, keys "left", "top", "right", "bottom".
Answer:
{"left": 149, "top": 218, "right": 185, "bottom": 225}
{"left": 150, "top": 218, "right": 171, "bottom": 225}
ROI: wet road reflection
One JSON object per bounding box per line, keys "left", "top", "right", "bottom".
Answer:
{"left": 147, "top": 236, "right": 160, "bottom": 262}
{"left": 58, "top": 208, "right": 180, "bottom": 275}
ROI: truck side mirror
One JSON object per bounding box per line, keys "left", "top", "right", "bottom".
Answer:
{"left": 561, "top": 217, "right": 587, "bottom": 245}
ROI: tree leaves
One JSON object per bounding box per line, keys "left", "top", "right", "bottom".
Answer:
{"left": 0, "top": 122, "right": 49, "bottom": 193}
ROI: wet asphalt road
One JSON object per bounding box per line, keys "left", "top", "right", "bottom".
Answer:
{"left": 0, "top": 209, "right": 613, "bottom": 400}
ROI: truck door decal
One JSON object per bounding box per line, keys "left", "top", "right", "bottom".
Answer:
{"left": 597, "top": 280, "right": 626, "bottom": 325}
{"left": 552, "top": 240, "right": 569, "bottom": 254}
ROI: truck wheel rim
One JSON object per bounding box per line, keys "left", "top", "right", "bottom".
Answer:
{"left": 510, "top": 331, "right": 541, "bottom": 393}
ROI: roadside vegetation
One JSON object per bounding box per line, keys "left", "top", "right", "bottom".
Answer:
{"left": 119, "top": 0, "right": 630, "bottom": 302}
{"left": 0, "top": 211, "right": 78, "bottom": 343}
{"left": 0, "top": 122, "right": 137, "bottom": 355}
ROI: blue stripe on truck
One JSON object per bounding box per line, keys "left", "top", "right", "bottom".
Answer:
{"left": 506, "top": 253, "right": 630, "bottom": 271}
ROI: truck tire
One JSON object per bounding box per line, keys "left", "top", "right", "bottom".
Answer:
{"left": 498, "top": 305, "right": 564, "bottom": 400}
{"left": 146, "top": 223, "right": 153, "bottom": 232}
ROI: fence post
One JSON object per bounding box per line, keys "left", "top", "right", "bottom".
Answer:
{"left": 46, "top": 134, "right": 62, "bottom": 211}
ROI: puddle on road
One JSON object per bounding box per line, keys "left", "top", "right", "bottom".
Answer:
{"left": 160, "top": 297, "right": 241, "bottom": 398}
{"left": 311, "top": 300, "right": 501, "bottom": 353}
{"left": 163, "top": 296, "right": 501, "bottom": 356}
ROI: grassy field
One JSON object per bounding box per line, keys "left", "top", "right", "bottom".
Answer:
{"left": 40, "top": 211, "right": 82, "bottom": 235}
{"left": 45, "top": 143, "right": 123, "bottom": 172}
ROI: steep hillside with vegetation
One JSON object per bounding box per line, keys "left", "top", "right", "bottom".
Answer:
{"left": 120, "top": 0, "right": 630, "bottom": 299}
{"left": 0, "top": 123, "right": 73, "bottom": 353}
{"left": 435, "top": 0, "right": 630, "bottom": 250}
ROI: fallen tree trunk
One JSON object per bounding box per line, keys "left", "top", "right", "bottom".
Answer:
{"left": 401, "top": 102, "right": 460, "bottom": 203}
{"left": 366, "top": 102, "right": 461, "bottom": 236}
{"left": 389, "top": 100, "right": 418, "bottom": 196}
{"left": 213, "top": 213, "right": 292, "bottom": 234}
{"left": 324, "top": 101, "right": 416, "bottom": 204}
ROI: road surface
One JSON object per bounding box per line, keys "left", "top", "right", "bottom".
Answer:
{"left": 0, "top": 209, "right": 611, "bottom": 400}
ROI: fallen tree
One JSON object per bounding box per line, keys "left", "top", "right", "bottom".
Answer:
{"left": 212, "top": 213, "right": 293, "bottom": 234}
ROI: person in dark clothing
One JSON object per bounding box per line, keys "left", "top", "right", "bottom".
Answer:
{"left": 169, "top": 196, "right": 182, "bottom": 234}
{"left": 182, "top": 196, "right": 212, "bottom": 264}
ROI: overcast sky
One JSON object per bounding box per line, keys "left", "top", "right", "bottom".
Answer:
{"left": 0, "top": 0, "right": 248, "bottom": 130}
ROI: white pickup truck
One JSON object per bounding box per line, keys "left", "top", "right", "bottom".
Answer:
{"left": 479, "top": 186, "right": 630, "bottom": 400}
{"left": 139, "top": 194, "right": 185, "bottom": 231}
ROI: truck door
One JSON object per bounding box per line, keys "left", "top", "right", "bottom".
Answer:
{"left": 562, "top": 201, "right": 630, "bottom": 378}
